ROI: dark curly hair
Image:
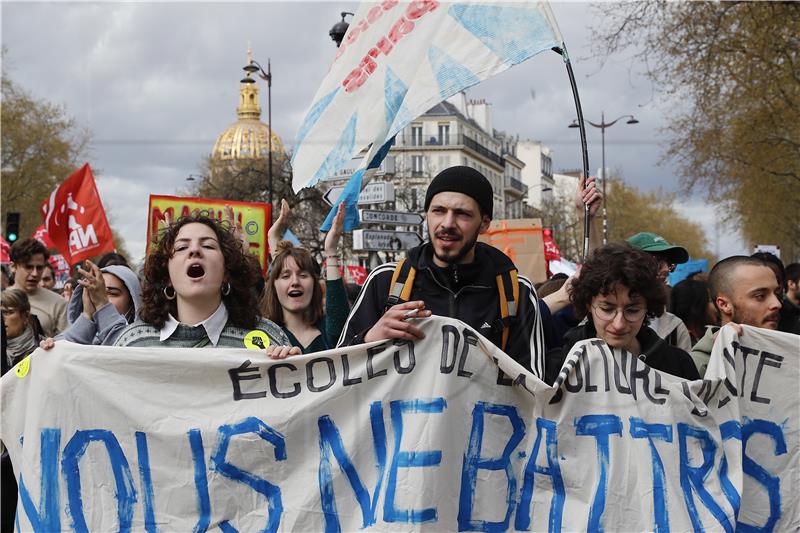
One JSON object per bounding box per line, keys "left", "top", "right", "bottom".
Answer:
{"left": 671, "top": 279, "right": 714, "bottom": 340}
{"left": 262, "top": 241, "right": 323, "bottom": 327}
{"left": 9, "top": 238, "right": 50, "bottom": 264}
{"left": 139, "top": 212, "right": 259, "bottom": 329}
{"left": 570, "top": 243, "right": 666, "bottom": 321}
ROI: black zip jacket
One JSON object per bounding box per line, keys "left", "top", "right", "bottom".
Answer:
{"left": 544, "top": 320, "right": 701, "bottom": 385}
{"left": 337, "top": 242, "right": 546, "bottom": 378}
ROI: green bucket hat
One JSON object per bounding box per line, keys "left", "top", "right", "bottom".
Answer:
{"left": 626, "top": 232, "right": 689, "bottom": 264}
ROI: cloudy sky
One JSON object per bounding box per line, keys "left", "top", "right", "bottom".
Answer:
{"left": 2, "top": 1, "right": 744, "bottom": 263}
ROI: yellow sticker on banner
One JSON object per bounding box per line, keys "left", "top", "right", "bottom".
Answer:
{"left": 244, "top": 330, "right": 270, "bottom": 350}
{"left": 15, "top": 357, "right": 30, "bottom": 378}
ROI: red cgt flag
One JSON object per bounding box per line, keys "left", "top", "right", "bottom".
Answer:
{"left": 40, "top": 163, "right": 115, "bottom": 265}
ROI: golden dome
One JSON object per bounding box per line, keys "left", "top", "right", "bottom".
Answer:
{"left": 212, "top": 53, "right": 285, "bottom": 162}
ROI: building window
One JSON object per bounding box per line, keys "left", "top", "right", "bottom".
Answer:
{"left": 411, "top": 125, "right": 423, "bottom": 146}
{"left": 438, "top": 123, "right": 450, "bottom": 145}
{"left": 384, "top": 156, "right": 396, "bottom": 174}
{"left": 412, "top": 155, "right": 423, "bottom": 174}
{"left": 542, "top": 154, "right": 552, "bottom": 178}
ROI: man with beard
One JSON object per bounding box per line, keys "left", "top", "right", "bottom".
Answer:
{"left": 691, "top": 255, "right": 783, "bottom": 374}
{"left": 337, "top": 166, "right": 599, "bottom": 378}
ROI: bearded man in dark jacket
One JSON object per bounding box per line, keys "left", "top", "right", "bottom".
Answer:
{"left": 337, "top": 166, "right": 600, "bottom": 379}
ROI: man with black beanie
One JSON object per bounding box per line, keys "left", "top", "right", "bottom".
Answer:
{"left": 337, "top": 166, "right": 600, "bottom": 378}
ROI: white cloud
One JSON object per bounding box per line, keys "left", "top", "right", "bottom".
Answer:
{"left": 673, "top": 199, "right": 747, "bottom": 260}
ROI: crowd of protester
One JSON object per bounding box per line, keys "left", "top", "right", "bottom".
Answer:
{"left": 1, "top": 166, "right": 798, "bottom": 530}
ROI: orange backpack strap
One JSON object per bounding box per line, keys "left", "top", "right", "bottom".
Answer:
{"left": 385, "top": 259, "right": 416, "bottom": 311}
{"left": 495, "top": 269, "right": 519, "bottom": 352}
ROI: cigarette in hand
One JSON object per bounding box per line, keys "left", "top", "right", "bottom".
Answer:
{"left": 403, "top": 309, "right": 419, "bottom": 321}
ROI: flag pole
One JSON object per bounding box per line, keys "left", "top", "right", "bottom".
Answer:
{"left": 553, "top": 46, "right": 591, "bottom": 260}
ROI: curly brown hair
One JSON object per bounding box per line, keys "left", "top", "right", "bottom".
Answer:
{"left": 570, "top": 243, "right": 666, "bottom": 321}
{"left": 262, "top": 241, "right": 324, "bottom": 327}
{"left": 139, "top": 212, "right": 259, "bottom": 329}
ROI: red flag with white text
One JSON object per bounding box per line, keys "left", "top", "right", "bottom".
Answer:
{"left": 542, "top": 227, "right": 562, "bottom": 261}
{"left": 40, "top": 164, "right": 115, "bottom": 265}
{"left": 32, "top": 224, "right": 56, "bottom": 248}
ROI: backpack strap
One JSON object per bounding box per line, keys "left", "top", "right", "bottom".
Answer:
{"left": 385, "top": 258, "right": 416, "bottom": 310}
{"left": 494, "top": 268, "right": 519, "bottom": 352}
{"left": 667, "top": 328, "right": 677, "bottom": 347}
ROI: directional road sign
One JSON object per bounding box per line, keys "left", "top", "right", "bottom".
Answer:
{"left": 322, "top": 182, "right": 395, "bottom": 206}
{"left": 358, "top": 210, "right": 423, "bottom": 225}
{"left": 353, "top": 229, "right": 423, "bottom": 251}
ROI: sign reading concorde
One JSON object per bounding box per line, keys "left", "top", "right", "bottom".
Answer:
{"left": 353, "top": 229, "right": 423, "bottom": 251}
{"left": 359, "top": 210, "right": 423, "bottom": 225}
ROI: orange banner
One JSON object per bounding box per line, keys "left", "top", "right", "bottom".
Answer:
{"left": 479, "top": 218, "right": 547, "bottom": 283}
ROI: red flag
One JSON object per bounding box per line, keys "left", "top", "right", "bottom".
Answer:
{"left": 0, "top": 236, "right": 10, "bottom": 263}
{"left": 346, "top": 265, "right": 368, "bottom": 286}
{"left": 542, "top": 228, "right": 562, "bottom": 262}
{"left": 32, "top": 224, "right": 56, "bottom": 248}
{"left": 40, "top": 164, "right": 115, "bottom": 265}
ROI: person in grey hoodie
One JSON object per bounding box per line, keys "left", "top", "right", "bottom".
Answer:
{"left": 43, "top": 262, "right": 142, "bottom": 347}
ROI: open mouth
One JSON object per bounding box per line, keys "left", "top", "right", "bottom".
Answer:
{"left": 187, "top": 264, "right": 205, "bottom": 279}
{"left": 435, "top": 232, "right": 460, "bottom": 242}
{"left": 287, "top": 290, "right": 304, "bottom": 298}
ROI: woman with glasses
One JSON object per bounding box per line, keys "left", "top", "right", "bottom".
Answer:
{"left": 544, "top": 243, "right": 699, "bottom": 385}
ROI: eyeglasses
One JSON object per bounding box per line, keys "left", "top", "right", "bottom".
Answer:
{"left": 592, "top": 303, "right": 647, "bottom": 323}
{"left": 19, "top": 264, "right": 46, "bottom": 273}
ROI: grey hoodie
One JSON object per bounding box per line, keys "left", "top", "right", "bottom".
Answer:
{"left": 56, "top": 265, "right": 142, "bottom": 346}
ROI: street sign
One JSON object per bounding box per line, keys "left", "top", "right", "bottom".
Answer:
{"left": 322, "top": 182, "right": 395, "bottom": 206}
{"left": 359, "top": 210, "right": 423, "bottom": 225}
{"left": 320, "top": 155, "right": 390, "bottom": 182}
{"left": 353, "top": 229, "right": 423, "bottom": 251}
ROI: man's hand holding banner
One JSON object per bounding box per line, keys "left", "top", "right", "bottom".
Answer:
{"left": 1, "top": 317, "right": 798, "bottom": 531}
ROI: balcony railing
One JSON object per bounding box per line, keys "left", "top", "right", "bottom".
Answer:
{"left": 396, "top": 133, "right": 505, "bottom": 167}
{"left": 504, "top": 176, "right": 528, "bottom": 195}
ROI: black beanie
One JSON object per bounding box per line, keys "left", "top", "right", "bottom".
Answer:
{"left": 424, "top": 166, "right": 494, "bottom": 219}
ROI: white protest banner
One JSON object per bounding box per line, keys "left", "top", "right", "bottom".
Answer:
{"left": 1, "top": 318, "right": 798, "bottom": 531}
{"left": 291, "top": 0, "right": 564, "bottom": 230}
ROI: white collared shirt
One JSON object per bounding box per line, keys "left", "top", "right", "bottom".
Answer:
{"left": 159, "top": 302, "right": 229, "bottom": 346}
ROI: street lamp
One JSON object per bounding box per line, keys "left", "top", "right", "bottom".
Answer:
{"left": 243, "top": 56, "right": 274, "bottom": 223}
{"left": 329, "top": 12, "right": 354, "bottom": 47}
{"left": 569, "top": 112, "right": 639, "bottom": 245}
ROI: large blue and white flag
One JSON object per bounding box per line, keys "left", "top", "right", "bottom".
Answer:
{"left": 291, "top": 0, "right": 565, "bottom": 230}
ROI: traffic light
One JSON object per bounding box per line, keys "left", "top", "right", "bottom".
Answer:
{"left": 5, "top": 212, "right": 20, "bottom": 243}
